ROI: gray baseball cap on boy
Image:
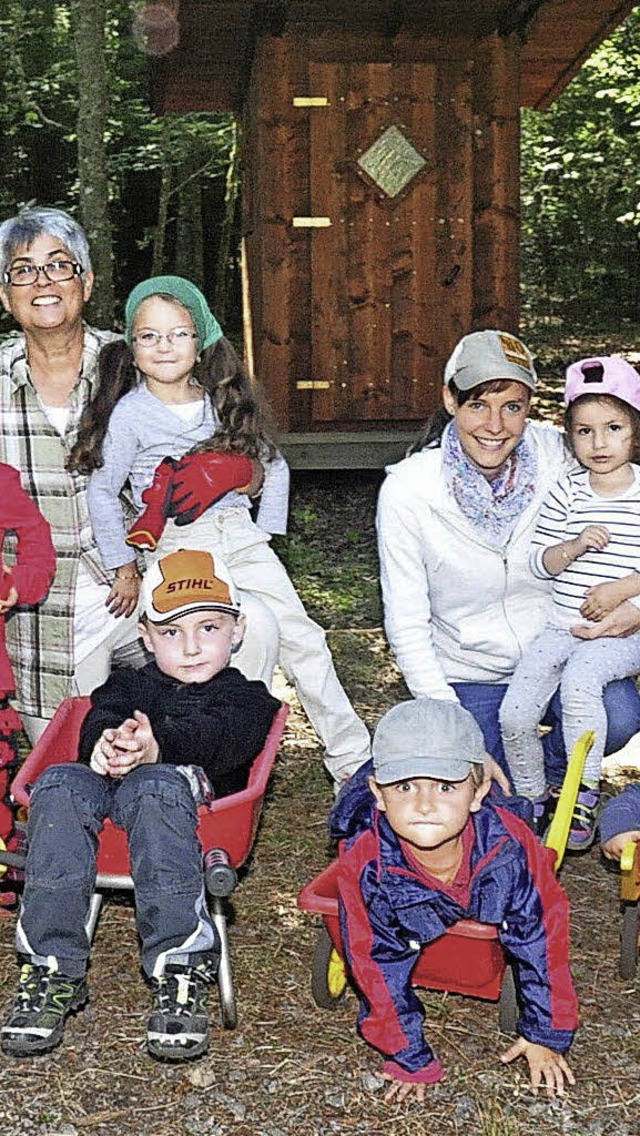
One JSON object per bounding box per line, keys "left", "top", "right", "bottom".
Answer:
{"left": 444, "top": 330, "right": 537, "bottom": 393}
{"left": 372, "top": 698, "right": 486, "bottom": 785}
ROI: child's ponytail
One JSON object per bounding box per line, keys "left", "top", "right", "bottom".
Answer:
{"left": 67, "top": 340, "right": 138, "bottom": 474}
{"left": 191, "top": 337, "right": 277, "bottom": 461}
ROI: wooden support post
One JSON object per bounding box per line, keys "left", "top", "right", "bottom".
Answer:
{"left": 242, "top": 35, "right": 311, "bottom": 431}
{"left": 472, "top": 33, "right": 521, "bottom": 332}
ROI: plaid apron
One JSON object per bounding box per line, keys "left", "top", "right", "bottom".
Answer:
{"left": 0, "top": 326, "right": 115, "bottom": 717}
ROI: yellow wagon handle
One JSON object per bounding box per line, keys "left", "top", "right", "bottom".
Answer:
{"left": 544, "top": 730, "right": 593, "bottom": 871}
{"left": 620, "top": 839, "right": 640, "bottom": 903}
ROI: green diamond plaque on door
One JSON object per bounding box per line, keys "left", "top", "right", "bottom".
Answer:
{"left": 357, "top": 125, "right": 427, "bottom": 198}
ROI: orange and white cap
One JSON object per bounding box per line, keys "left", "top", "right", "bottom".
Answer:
{"left": 140, "top": 549, "right": 241, "bottom": 623}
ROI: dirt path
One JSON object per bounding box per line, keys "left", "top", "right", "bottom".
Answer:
{"left": 2, "top": 468, "right": 639, "bottom": 1136}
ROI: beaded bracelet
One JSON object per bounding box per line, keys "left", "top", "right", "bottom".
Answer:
{"left": 114, "top": 569, "right": 140, "bottom": 582}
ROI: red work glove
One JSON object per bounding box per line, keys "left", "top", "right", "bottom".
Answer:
{"left": 168, "top": 452, "right": 254, "bottom": 527}
{"left": 126, "top": 456, "right": 176, "bottom": 552}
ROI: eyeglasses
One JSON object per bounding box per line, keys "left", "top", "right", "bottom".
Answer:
{"left": 132, "top": 329, "right": 198, "bottom": 349}
{"left": 3, "top": 259, "right": 84, "bottom": 287}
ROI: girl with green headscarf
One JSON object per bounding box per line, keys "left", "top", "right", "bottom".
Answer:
{"left": 68, "top": 276, "right": 371, "bottom": 786}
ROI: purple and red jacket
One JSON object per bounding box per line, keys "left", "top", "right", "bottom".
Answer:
{"left": 331, "top": 772, "right": 578, "bottom": 1081}
{"left": 600, "top": 784, "right": 640, "bottom": 846}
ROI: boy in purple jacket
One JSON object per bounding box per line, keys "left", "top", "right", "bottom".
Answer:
{"left": 601, "top": 784, "right": 640, "bottom": 861}
{"left": 331, "top": 698, "right": 578, "bottom": 1103}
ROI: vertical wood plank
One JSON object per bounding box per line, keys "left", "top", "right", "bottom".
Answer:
{"left": 434, "top": 58, "right": 475, "bottom": 371}
{"left": 389, "top": 62, "right": 437, "bottom": 420}
{"left": 344, "top": 62, "right": 393, "bottom": 421}
{"left": 308, "top": 63, "right": 349, "bottom": 422}
{"left": 243, "top": 35, "right": 311, "bottom": 432}
{"left": 473, "top": 32, "right": 521, "bottom": 331}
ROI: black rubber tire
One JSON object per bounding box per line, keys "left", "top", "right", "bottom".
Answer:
{"left": 310, "top": 925, "right": 347, "bottom": 1010}
{"left": 498, "top": 965, "right": 518, "bottom": 1034}
{"left": 619, "top": 901, "right": 639, "bottom": 981}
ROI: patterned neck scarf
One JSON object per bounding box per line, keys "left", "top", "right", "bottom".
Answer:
{"left": 441, "top": 420, "right": 537, "bottom": 548}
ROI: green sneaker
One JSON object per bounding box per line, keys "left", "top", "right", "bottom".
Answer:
{"left": 147, "top": 962, "right": 212, "bottom": 1062}
{"left": 1, "top": 963, "right": 88, "bottom": 1056}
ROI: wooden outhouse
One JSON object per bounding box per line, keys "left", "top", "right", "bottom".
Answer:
{"left": 151, "top": 1, "right": 636, "bottom": 466}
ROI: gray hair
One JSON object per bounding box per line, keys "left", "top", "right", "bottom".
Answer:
{"left": 0, "top": 207, "right": 92, "bottom": 279}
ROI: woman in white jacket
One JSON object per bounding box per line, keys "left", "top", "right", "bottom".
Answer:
{"left": 377, "top": 330, "right": 640, "bottom": 782}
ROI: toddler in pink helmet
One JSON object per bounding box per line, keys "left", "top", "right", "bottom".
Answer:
{"left": 499, "top": 357, "right": 640, "bottom": 850}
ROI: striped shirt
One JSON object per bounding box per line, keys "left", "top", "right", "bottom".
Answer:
{"left": 530, "top": 465, "right": 640, "bottom": 628}
{"left": 0, "top": 326, "right": 116, "bottom": 716}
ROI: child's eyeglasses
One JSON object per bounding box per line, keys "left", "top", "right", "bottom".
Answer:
{"left": 4, "top": 260, "right": 83, "bottom": 286}
{"left": 132, "top": 329, "right": 199, "bottom": 349}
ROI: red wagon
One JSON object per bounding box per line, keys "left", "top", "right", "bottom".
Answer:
{"left": 8, "top": 695, "right": 288, "bottom": 1029}
{"left": 298, "top": 732, "right": 591, "bottom": 1032}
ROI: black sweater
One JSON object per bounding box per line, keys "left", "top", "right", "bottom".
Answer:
{"left": 78, "top": 662, "right": 280, "bottom": 797}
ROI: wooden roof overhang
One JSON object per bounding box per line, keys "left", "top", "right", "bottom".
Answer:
{"left": 151, "top": 0, "right": 637, "bottom": 114}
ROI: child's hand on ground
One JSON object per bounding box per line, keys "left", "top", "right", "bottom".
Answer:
{"left": 500, "top": 1038, "right": 575, "bottom": 1096}
{"left": 381, "top": 1073, "right": 429, "bottom": 1104}
{"left": 602, "top": 829, "right": 640, "bottom": 861}
{"left": 106, "top": 568, "right": 140, "bottom": 619}
{"left": 581, "top": 580, "right": 636, "bottom": 622}
{"left": 573, "top": 524, "right": 610, "bottom": 557}
{"left": 103, "top": 711, "right": 159, "bottom": 777}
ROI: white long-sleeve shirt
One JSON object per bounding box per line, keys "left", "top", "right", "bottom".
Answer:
{"left": 376, "top": 423, "right": 569, "bottom": 700}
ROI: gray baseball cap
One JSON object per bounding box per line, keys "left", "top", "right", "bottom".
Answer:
{"left": 372, "top": 698, "right": 486, "bottom": 785}
{"left": 444, "top": 330, "right": 537, "bottom": 393}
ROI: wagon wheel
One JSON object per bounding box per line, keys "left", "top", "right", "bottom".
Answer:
{"left": 211, "top": 896, "right": 237, "bottom": 1030}
{"left": 498, "top": 965, "right": 518, "bottom": 1034}
{"left": 311, "top": 925, "right": 347, "bottom": 1009}
{"left": 619, "top": 901, "right": 639, "bottom": 981}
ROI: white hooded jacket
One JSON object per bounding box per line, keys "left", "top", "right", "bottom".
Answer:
{"left": 376, "top": 422, "right": 569, "bottom": 701}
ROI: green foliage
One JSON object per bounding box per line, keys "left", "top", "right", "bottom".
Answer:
{"left": 521, "top": 10, "right": 640, "bottom": 324}
{"left": 272, "top": 481, "right": 382, "bottom": 630}
{"left": 0, "top": 0, "right": 235, "bottom": 331}
{"left": 1, "top": 2, "right": 638, "bottom": 332}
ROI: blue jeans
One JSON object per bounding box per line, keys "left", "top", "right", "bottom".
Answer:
{"left": 16, "top": 763, "right": 218, "bottom": 979}
{"left": 453, "top": 677, "right": 640, "bottom": 787}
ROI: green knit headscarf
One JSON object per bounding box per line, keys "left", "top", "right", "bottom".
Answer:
{"left": 124, "top": 275, "right": 223, "bottom": 350}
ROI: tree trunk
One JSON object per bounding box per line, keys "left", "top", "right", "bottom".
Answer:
{"left": 72, "top": 0, "right": 114, "bottom": 326}
{"left": 152, "top": 118, "right": 174, "bottom": 276}
{"left": 174, "top": 145, "right": 205, "bottom": 289}
{"left": 214, "top": 119, "right": 241, "bottom": 324}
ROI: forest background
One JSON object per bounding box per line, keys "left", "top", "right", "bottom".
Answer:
{"left": 1, "top": 9, "right": 640, "bottom": 1135}
{"left": 0, "top": 1, "right": 639, "bottom": 340}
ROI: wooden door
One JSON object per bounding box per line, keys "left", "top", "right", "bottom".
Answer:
{"left": 307, "top": 61, "right": 473, "bottom": 425}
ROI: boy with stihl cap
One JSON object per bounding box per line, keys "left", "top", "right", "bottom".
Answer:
{"left": 331, "top": 698, "right": 578, "bottom": 1103}
{"left": 2, "top": 549, "right": 279, "bottom": 1062}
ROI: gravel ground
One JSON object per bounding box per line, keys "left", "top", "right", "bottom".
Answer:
{"left": 3, "top": 363, "right": 640, "bottom": 1135}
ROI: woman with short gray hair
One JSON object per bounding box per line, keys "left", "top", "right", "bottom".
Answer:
{"left": 0, "top": 206, "right": 140, "bottom": 741}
